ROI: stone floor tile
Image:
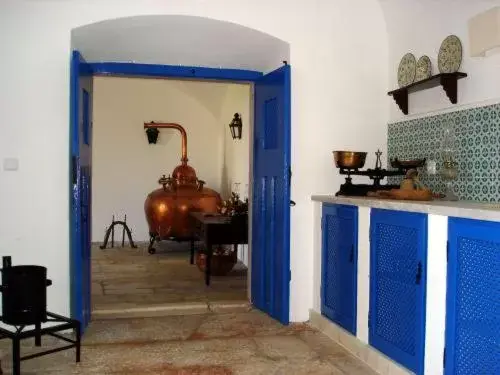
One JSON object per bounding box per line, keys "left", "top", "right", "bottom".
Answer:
{"left": 253, "top": 335, "right": 317, "bottom": 361}
{"left": 91, "top": 243, "right": 248, "bottom": 314}
{"left": 208, "top": 301, "right": 252, "bottom": 313}
{"left": 83, "top": 315, "right": 206, "bottom": 345}
{"left": 0, "top": 311, "right": 378, "bottom": 375}
{"left": 195, "top": 310, "right": 289, "bottom": 339}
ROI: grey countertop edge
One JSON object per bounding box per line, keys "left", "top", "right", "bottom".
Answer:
{"left": 311, "top": 195, "right": 500, "bottom": 223}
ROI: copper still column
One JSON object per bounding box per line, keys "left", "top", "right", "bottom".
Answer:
{"left": 143, "top": 122, "right": 222, "bottom": 254}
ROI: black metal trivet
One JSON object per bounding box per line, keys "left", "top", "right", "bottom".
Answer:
{"left": 0, "top": 312, "right": 81, "bottom": 375}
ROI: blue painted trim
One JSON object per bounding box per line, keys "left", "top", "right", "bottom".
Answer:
{"left": 281, "top": 64, "right": 291, "bottom": 325}
{"left": 369, "top": 208, "right": 428, "bottom": 375}
{"left": 69, "top": 50, "right": 82, "bottom": 324}
{"left": 89, "top": 62, "right": 263, "bottom": 82}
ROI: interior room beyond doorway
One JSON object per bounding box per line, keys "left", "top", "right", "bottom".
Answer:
{"left": 90, "top": 75, "right": 252, "bottom": 316}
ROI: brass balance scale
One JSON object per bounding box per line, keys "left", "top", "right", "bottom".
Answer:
{"left": 334, "top": 149, "right": 426, "bottom": 197}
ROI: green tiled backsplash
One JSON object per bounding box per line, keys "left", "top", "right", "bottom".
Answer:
{"left": 387, "top": 103, "right": 500, "bottom": 202}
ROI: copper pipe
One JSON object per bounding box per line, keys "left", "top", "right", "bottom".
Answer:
{"left": 144, "top": 122, "right": 188, "bottom": 164}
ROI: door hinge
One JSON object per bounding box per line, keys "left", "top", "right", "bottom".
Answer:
{"left": 443, "top": 347, "right": 446, "bottom": 368}
{"left": 446, "top": 241, "right": 449, "bottom": 262}
{"left": 368, "top": 312, "right": 372, "bottom": 329}
{"left": 72, "top": 156, "right": 77, "bottom": 184}
{"left": 415, "top": 261, "right": 423, "bottom": 285}
{"left": 289, "top": 269, "right": 292, "bottom": 282}
{"left": 349, "top": 244, "right": 354, "bottom": 263}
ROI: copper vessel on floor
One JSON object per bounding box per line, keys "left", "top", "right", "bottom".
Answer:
{"left": 143, "top": 122, "right": 221, "bottom": 252}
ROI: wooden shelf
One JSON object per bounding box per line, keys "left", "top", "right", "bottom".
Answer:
{"left": 388, "top": 72, "right": 467, "bottom": 115}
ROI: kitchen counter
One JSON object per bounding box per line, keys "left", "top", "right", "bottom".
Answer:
{"left": 311, "top": 195, "right": 500, "bottom": 222}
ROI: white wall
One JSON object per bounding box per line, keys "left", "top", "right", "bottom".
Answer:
{"left": 219, "top": 84, "right": 252, "bottom": 266}
{"left": 91, "top": 76, "right": 250, "bottom": 242}
{"left": 381, "top": 0, "right": 500, "bottom": 122}
{"left": 220, "top": 85, "right": 252, "bottom": 199}
{"left": 0, "top": 0, "right": 389, "bottom": 320}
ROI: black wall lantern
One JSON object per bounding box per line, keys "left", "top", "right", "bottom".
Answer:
{"left": 229, "top": 113, "right": 243, "bottom": 140}
{"left": 145, "top": 126, "right": 160, "bottom": 144}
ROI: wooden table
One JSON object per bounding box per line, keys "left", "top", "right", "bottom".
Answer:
{"left": 190, "top": 212, "right": 248, "bottom": 286}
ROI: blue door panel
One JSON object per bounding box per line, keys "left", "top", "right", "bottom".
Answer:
{"left": 369, "top": 209, "right": 427, "bottom": 375}
{"left": 251, "top": 65, "right": 291, "bottom": 324}
{"left": 445, "top": 218, "right": 500, "bottom": 375}
{"left": 321, "top": 204, "right": 358, "bottom": 335}
{"left": 70, "top": 50, "right": 93, "bottom": 332}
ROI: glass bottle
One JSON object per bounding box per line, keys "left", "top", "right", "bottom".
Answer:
{"left": 440, "top": 121, "right": 459, "bottom": 201}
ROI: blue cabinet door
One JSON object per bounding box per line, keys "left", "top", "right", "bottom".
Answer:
{"left": 369, "top": 209, "right": 427, "bottom": 375}
{"left": 445, "top": 218, "right": 500, "bottom": 375}
{"left": 321, "top": 204, "right": 358, "bottom": 335}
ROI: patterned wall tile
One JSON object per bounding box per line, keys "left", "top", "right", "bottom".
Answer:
{"left": 387, "top": 103, "right": 500, "bottom": 202}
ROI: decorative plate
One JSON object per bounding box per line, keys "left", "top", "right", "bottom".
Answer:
{"left": 415, "top": 55, "right": 432, "bottom": 81}
{"left": 397, "top": 53, "right": 416, "bottom": 87}
{"left": 438, "top": 35, "right": 462, "bottom": 73}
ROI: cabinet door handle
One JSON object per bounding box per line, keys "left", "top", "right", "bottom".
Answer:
{"left": 349, "top": 245, "right": 354, "bottom": 263}
{"left": 415, "top": 261, "right": 422, "bottom": 285}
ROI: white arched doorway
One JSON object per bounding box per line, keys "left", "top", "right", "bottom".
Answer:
{"left": 70, "top": 15, "right": 292, "bottom": 331}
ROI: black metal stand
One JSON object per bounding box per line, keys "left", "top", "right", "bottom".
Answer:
{"left": 100, "top": 215, "right": 137, "bottom": 249}
{"left": 0, "top": 312, "right": 81, "bottom": 375}
{"left": 335, "top": 167, "right": 405, "bottom": 196}
{"left": 148, "top": 232, "right": 199, "bottom": 255}
{"left": 148, "top": 232, "right": 157, "bottom": 254}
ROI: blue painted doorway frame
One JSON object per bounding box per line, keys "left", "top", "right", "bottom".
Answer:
{"left": 70, "top": 56, "right": 292, "bottom": 328}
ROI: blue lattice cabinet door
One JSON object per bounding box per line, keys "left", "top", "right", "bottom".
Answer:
{"left": 321, "top": 204, "right": 358, "bottom": 335}
{"left": 369, "top": 209, "right": 427, "bottom": 375}
{"left": 445, "top": 218, "right": 500, "bottom": 375}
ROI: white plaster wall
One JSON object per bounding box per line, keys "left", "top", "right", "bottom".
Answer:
{"left": 0, "top": 0, "right": 388, "bottom": 320}
{"left": 356, "top": 206, "right": 371, "bottom": 345}
{"left": 219, "top": 84, "right": 252, "bottom": 266}
{"left": 220, "top": 84, "right": 252, "bottom": 200}
{"left": 381, "top": 0, "right": 500, "bottom": 121}
{"left": 312, "top": 201, "right": 322, "bottom": 313}
{"left": 91, "top": 76, "right": 250, "bottom": 242}
{"left": 425, "top": 215, "right": 448, "bottom": 375}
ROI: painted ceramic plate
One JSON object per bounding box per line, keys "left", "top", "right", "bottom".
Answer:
{"left": 398, "top": 53, "right": 416, "bottom": 87}
{"left": 415, "top": 55, "right": 432, "bottom": 81}
{"left": 438, "top": 35, "right": 462, "bottom": 73}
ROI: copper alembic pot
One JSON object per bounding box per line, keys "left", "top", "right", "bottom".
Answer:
{"left": 143, "top": 122, "right": 222, "bottom": 254}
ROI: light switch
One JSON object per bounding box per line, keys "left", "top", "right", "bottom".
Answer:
{"left": 3, "top": 158, "right": 19, "bottom": 171}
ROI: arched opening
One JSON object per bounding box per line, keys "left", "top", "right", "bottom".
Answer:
{"left": 71, "top": 15, "right": 290, "bottom": 71}
{"left": 69, "top": 15, "right": 291, "bottom": 329}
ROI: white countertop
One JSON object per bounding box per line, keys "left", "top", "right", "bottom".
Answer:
{"left": 311, "top": 195, "right": 500, "bottom": 222}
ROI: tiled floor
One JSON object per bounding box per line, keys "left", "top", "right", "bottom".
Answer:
{"left": 92, "top": 242, "right": 248, "bottom": 316}
{"left": 0, "top": 310, "right": 378, "bottom": 374}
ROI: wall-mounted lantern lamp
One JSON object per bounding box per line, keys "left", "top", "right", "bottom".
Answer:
{"left": 145, "top": 122, "right": 160, "bottom": 144}
{"left": 229, "top": 113, "right": 243, "bottom": 140}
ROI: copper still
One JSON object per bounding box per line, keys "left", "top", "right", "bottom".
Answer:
{"left": 143, "top": 122, "right": 221, "bottom": 253}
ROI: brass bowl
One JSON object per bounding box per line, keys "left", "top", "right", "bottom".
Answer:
{"left": 333, "top": 151, "right": 367, "bottom": 169}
